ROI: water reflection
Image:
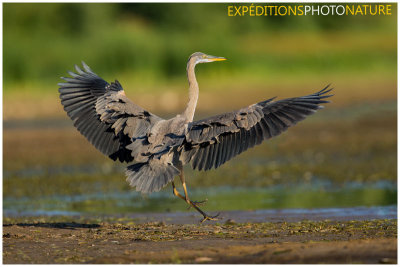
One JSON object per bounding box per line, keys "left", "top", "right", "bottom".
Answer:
{"left": 4, "top": 181, "right": 396, "bottom": 217}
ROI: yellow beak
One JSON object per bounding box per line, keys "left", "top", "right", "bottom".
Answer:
{"left": 209, "top": 57, "right": 227, "bottom": 61}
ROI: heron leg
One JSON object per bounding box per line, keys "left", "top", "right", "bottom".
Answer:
{"left": 179, "top": 170, "right": 207, "bottom": 207}
{"left": 171, "top": 181, "right": 187, "bottom": 202}
{"left": 172, "top": 178, "right": 219, "bottom": 223}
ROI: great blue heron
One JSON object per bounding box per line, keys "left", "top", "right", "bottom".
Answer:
{"left": 59, "top": 52, "right": 332, "bottom": 222}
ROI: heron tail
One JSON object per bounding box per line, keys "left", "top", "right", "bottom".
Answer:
{"left": 126, "top": 161, "right": 179, "bottom": 193}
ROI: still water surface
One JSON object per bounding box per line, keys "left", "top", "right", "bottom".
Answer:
{"left": 4, "top": 177, "right": 396, "bottom": 218}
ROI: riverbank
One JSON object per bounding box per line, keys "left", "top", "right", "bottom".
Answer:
{"left": 3, "top": 215, "right": 397, "bottom": 264}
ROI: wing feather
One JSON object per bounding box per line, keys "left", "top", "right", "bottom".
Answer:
{"left": 59, "top": 62, "right": 163, "bottom": 163}
{"left": 209, "top": 142, "right": 218, "bottom": 170}
{"left": 217, "top": 137, "right": 225, "bottom": 168}
{"left": 180, "top": 86, "right": 333, "bottom": 171}
{"left": 199, "top": 145, "right": 210, "bottom": 171}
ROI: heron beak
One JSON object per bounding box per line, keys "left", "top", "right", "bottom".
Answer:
{"left": 211, "top": 57, "right": 226, "bottom": 61}
{"left": 207, "top": 55, "right": 227, "bottom": 62}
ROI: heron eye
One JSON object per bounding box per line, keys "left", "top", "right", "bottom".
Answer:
{"left": 202, "top": 55, "right": 206, "bottom": 58}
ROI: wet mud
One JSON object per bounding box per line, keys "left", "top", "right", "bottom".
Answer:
{"left": 3, "top": 216, "right": 397, "bottom": 264}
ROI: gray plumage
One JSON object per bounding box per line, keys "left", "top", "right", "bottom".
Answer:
{"left": 180, "top": 87, "right": 332, "bottom": 171}
{"left": 59, "top": 52, "right": 333, "bottom": 196}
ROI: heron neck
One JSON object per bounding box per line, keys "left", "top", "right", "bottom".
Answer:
{"left": 183, "top": 61, "right": 199, "bottom": 122}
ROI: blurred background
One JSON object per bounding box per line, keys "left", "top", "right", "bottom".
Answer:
{"left": 3, "top": 3, "right": 396, "bottom": 217}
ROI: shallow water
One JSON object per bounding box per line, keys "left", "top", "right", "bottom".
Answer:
{"left": 4, "top": 205, "right": 396, "bottom": 224}
{"left": 4, "top": 180, "right": 396, "bottom": 218}
{"left": 3, "top": 103, "right": 397, "bottom": 221}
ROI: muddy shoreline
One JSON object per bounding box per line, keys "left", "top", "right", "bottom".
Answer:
{"left": 3, "top": 215, "right": 397, "bottom": 264}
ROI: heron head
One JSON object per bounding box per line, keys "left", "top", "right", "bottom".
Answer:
{"left": 189, "top": 52, "right": 226, "bottom": 65}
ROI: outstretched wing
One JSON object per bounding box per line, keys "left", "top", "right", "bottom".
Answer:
{"left": 58, "top": 62, "right": 163, "bottom": 163}
{"left": 180, "top": 86, "right": 333, "bottom": 171}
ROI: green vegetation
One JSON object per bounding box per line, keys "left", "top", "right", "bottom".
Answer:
{"left": 3, "top": 3, "right": 397, "bottom": 93}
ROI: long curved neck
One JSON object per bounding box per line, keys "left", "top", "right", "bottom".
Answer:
{"left": 182, "top": 58, "right": 199, "bottom": 122}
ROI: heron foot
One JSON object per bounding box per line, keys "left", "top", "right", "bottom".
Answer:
{"left": 200, "top": 212, "right": 220, "bottom": 223}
